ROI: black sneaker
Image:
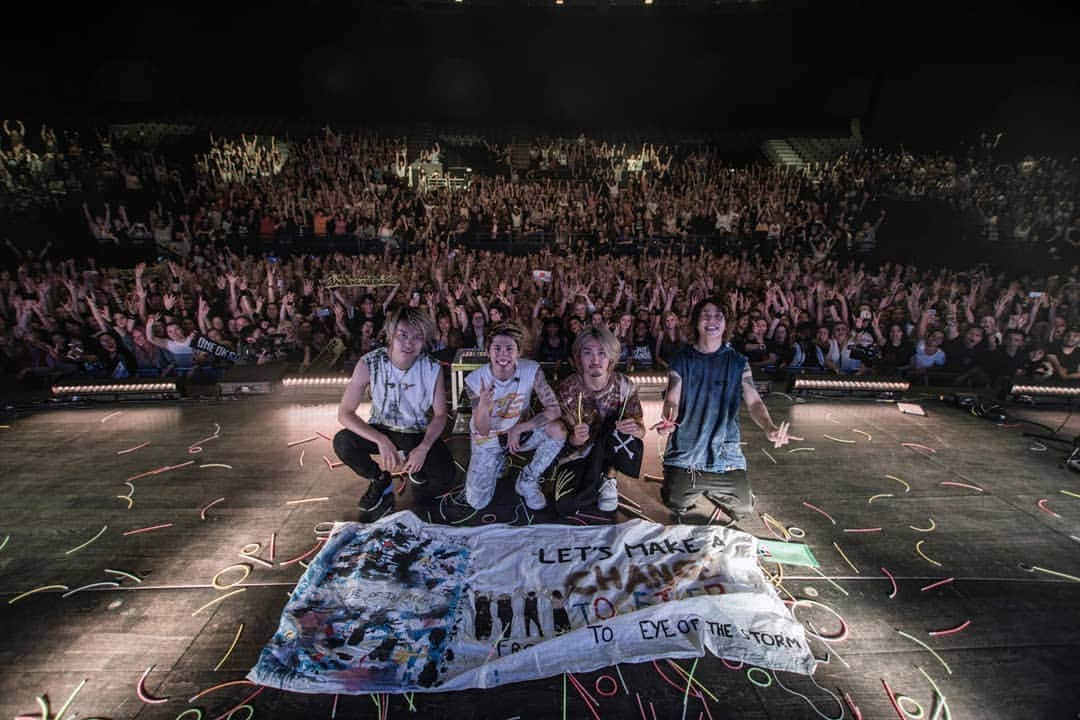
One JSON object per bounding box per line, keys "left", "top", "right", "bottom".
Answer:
{"left": 358, "top": 472, "right": 393, "bottom": 511}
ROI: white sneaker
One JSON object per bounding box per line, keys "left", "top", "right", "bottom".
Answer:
{"left": 598, "top": 475, "right": 618, "bottom": 512}
{"left": 515, "top": 474, "right": 547, "bottom": 511}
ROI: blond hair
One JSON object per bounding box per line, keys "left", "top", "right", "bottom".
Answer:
{"left": 571, "top": 326, "right": 621, "bottom": 372}
{"left": 383, "top": 307, "right": 436, "bottom": 349}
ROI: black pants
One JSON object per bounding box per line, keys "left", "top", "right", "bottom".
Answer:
{"left": 661, "top": 466, "right": 751, "bottom": 518}
{"left": 333, "top": 426, "right": 455, "bottom": 501}
{"left": 553, "top": 416, "right": 643, "bottom": 516}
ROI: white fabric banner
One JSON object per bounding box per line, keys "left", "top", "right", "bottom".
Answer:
{"left": 248, "top": 511, "right": 814, "bottom": 694}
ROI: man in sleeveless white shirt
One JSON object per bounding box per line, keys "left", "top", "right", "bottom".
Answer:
{"left": 335, "top": 307, "right": 454, "bottom": 521}
{"left": 464, "top": 322, "right": 565, "bottom": 511}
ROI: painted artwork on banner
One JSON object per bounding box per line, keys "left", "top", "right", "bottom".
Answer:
{"left": 249, "top": 511, "right": 814, "bottom": 695}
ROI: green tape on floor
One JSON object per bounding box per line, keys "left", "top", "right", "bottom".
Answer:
{"left": 758, "top": 539, "right": 820, "bottom": 568}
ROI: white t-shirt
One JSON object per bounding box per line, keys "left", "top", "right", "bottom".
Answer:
{"left": 913, "top": 340, "right": 946, "bottom": 370}
{"left": 363, "top": 347, "right": 440, "bottom": 433}
{"left": 464, "top": 359, "right": 541, "bottom": 442}
{"left": 166, "top": 338, "right": 194, "bottom": 368}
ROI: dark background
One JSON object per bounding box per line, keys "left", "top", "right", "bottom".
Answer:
{"left": 3, "top": 0, "right": 1079, "bottom": 151}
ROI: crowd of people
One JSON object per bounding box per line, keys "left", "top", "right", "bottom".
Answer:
{"left": 1, "top": 121, "right": 1078, "bottom": 392}
{"left": 806, "top": 135, "right": 1080, "bottom": 260}
{"left": 0, "top": 239, "right": 1076, "bottom": 390}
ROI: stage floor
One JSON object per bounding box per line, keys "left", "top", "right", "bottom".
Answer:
{"left": 1, "top": 393, "right": 1078, "bottom": 719}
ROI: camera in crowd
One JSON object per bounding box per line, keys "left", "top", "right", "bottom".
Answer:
{"left": 849, "top": 343, "right": 880, "bottom": 364}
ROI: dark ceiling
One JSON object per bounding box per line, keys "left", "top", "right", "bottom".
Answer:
{"left": 4, "top": 0, "right": 1078, "bottom": 150}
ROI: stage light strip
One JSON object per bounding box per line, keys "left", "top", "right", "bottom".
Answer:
{"left": 281, "top": 377, "right": 351, "bottom": 387}
{"left": 628, "top": 375, "right": 668, "bottom": 386}
{"left": 52, "top": 383, "right": 177, "bottom": 394}
{"left": 793, "top": 378, "right": 909, "bottom": 392}
{"left": 1010, "top": 384, "right": 1080, "bottom": 397}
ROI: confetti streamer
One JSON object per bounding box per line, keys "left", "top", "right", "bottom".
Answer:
{"left": 188, "top": 679, "right": 255, "bottom": 703}
{"left": 792, "top": 599, "right": 849, "bottom": 642}
{"left": 803, "top": 501, "right": 836, "bottom": 525}
{"left": 123, "top": 523, "right": 174, "bottom": 536}
{"left": 101, "top": 410, "right": 123, "bottom": 423}
{"left": 127, "top": 460, "right": 195, "bottom": 482}
{"left": 200, "top": 497, "right": 226, "bottom": 520}
{"left": 668, "top": 659, "right": 718, "bottom": 703}
{"left": 280, "top": 539, "right": 325, "bottom": 566}
{"left": 299, "top": 449, "right": 305, "bottom": 467}
{"left": 850, "top": 429, "right": 873, "bottom": 441}
{"left": 902, "top": 442, "right": 936, "bottom": 454}
{"left": 8, "top": 584, "right": 69, "bottom": 604}
{"left": 909, "top": 517, "right": 936, "bottom": 532}
{"left": 921, "top": 577, "right": 955, "bottom": 592}
{"left": 761, "top": 448, "right": 777, "bottom": 464}
{"left": 881, "top": 567, "right": 898, "bottom": 599}
{"left": 212, "top": 687, "right": 263, "bottom": 720}
{"left": 200, "top": 463, "right": 233, "bottom": 470}
{"left": 867, "top": 493, "right": 893, "bottom": 504}
{"left": 1036, "top": 498, "right": 1061, "bottom": 518}
{"left": 884, "top": 474, "right": 910, "bottom": 492}
{"left": 61, "top": 581, "right": 119, "bottom": 598}
{"left": 832, "top": 541, "right": 859, "bottom": 573}
{"left": 117, "top": 440, "right": 150, "bottom": 455}
{"left": 136, "top": 664, "right": 169, "bottom": 704}
{"left": 929, "top": 620, "right": 971, "bottom": 638}
{"left": 1060, "top": 489, "right": 1080, "bottom": 499}
{"left": 615, "top": 664, "right": 630, "bottom": 695}
{"left": 1025, "top": 565, "right": 1080, "bottom": 583}
{"left": 824, "top": 434, "right": 856, "bottom": 444}
{"left": 843, "top": 527, "right": 882, "bottom": 533}
{"left": 681, "top": 658, "right": 699, "bottom": 720}
{"left": 192, "top": 588, "right": 246, "bottom": 616}
{"left": 188, "top": 423, "right": 222, "bottom": 454}
{"left": 881, "top": 678, "right": 906, "bottom": 720}
{"left": 771, "top": 670, "right": 846, "bottom": 720}
{"left": 36, "top": 695, "right": 50, "bottom": 720}
{"left": 240, "top": 543, "right": 275, "bottom": 568}
{"left": 619, "top": 502, "right": 654, "bottom": 521}
{"left": 761, "top": 513, "right": 792, "bottom": 541}
{"left": 55, "top": 678, "right": 88, "bottom": 720}
{"left": 842, "top": 690, "right": 864, "bottom": 720}
{"left": 897, "top": 630, "right": 952, "bottom": 674}
{"left": 789, "top": 447, "right": 816, "bottom": 453}
{"left": 65, "top": 524, "right": 108, "bottom": 555}
{"left": 915, "top": 666, "right": 951, "bottom": 719}
{"left": 288, "top": 435, "right": 319, "bottom": 447}
{"left": 915, "top": 540, "right": 943, "bottom": 567}
{"left": 939, "top": 481, "right": 983, "bottom": 492}
{"left": 286, "top": 497, "right": 330, "bottom": 505}
{"left": 214, "top": 623, "right": 245, "bottom": 671}
{"left": 105, "top": 568, "right": 143, "bottom": 583}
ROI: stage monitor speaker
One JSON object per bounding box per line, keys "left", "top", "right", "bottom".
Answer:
{"left": 217, "top": 363, "right": 287, "bottom": 396}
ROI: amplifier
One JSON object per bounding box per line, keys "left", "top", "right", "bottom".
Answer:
{"left": 216, "top": 363, "right": 287, "bottom": 396}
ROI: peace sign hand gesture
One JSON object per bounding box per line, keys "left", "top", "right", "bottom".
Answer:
{"left": 766, "top": 421, "right": 802, "bottom": 449}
